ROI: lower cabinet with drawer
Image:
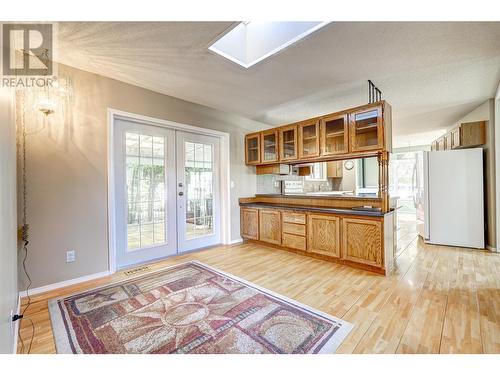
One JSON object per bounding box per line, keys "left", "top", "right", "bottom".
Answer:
{"left": 282, "top": 211, "right": 306, "bottom": 224}
{"left": 282, "top": 211, "right": 307, "bottom": 250}
{"left": 282, "top": 233, "right": 306, "bottom": 251}
{"left": 240, "top": 205, "right": 394, "bottom": 275}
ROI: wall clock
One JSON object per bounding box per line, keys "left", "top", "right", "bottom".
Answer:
{"left": 344, "top": 160, "right": 354, "bottom": 170}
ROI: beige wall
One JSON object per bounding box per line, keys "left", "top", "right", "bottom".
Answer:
{"left": 19, "top": 63, "right": 269, "bottom": 289}
{"left": 454, "top": 99, "right": 496, "bottom": 249}
{"left": 0, "top": 88, "right": 18, "bottom": 353}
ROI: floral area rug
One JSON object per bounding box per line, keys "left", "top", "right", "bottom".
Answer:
{"left": 49, "top": 261, "right": 352, "bottom": 353}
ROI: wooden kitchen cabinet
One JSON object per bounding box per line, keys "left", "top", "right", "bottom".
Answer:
{"left": 282, "top": 233, "right": 306, "bottom": 251}
{"left": 279, "top": 124, "right": 298, "bottom": 161}
{"left": 282, "top": 222, "right": 306, "bottom": 236}
{"left": 281, "top": 211, "right": 307, "bottom": 250}
{"left": 259, "top": 209, "right": 281, "bottom": 245}
{"left": 326, "top": 161, "right": 343, "bottom": 178}
{"left": 342, "top": 217, "right": 382, "bottom": 267}
{"left": 261, "top": 129, "right": 279, "bottom": 164}
{"left": 307, "top": 214, "right": 341, "bottom": 258}
{"left": 245, "top": 133, "right": 261, "bottom": 165}
{"left": 436, "top": 136, "right": 445, "bottom": 151}
{"left": 445, "top": 133, "right": 452, "bottom": 150}
{"left": 451, "top": 128, "right": 460, "bottom": 149}
{"left": 282, "top": 211, "right": 306, "bottom": 224}
{"left": 432, "top": 121, "right": 486, "bottom": 151}
{"left": 239, "top": 201, "right": 393, "bottom": 275}
{"left": 349, "top": 106, "right": 383, "bottom": 152}
{"left": 450, "top": 121, "right": 486, "bottom": 149}
{"left": 298, "top": 119, "right": 320, "bottom": 159}
{"left": 244, "top": 101, "right": 392, "bottom": 166}
{"left": 321, "top": 114, "right": 349, "bottom": 156}
{"left": 240, "top": 208, "right": 259, "bottom": 240}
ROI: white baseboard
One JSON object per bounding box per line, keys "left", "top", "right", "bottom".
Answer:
{"left": 12, "top": 293, "right": 21, "bottom": 354}
{"left": 228, "top": 238, "right": 243, "bottom": 245}
{"left": 18, "top": 270, "right": 112, "bottom": 298}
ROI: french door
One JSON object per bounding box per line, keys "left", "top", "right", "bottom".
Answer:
{"left": 113, "top": 119, "right": 221, "bottom": 269}
{"left": 176, "top": 132, "right": 220, "bottom": 252}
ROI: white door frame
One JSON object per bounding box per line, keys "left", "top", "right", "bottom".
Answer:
{"left": 107, "top": 108, "right": 231, "bottom": 273}
{"left": 495, "top": 82, "right": 500, "bottom": 252}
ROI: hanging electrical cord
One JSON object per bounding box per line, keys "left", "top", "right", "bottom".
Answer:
{"left": 14, "top": 92, "right": 35, "bottom": 354}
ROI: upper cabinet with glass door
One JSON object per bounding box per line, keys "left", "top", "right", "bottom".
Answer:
{"left": 349, "top": 106, "right": 384, "bottom": 152}
{"left": 245, "top": 133, "right": 261, "bottom": 165}
{"left": 261, "top": 129, "right": 279, "bottom": 164}
{"left": 279, "top": 124, "right": 298, "bottom": 161}
{"left": 298, "top": 119, "right": 320, "bottom": 159}
{"left": 244, "top": 101, "right": 392, "bottom": 165}
{"left": 320, "top": 114, "right": 348, "bottom": 156}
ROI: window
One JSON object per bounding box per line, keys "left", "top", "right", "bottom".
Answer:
{"left": 305, "top": 163, "right": 326, "bottom": 181}
{"left": 209, "top": 22, "right": 331, "bottom": 68}
{"left": 356, "top": 157, "right": 379, "bottom": 188}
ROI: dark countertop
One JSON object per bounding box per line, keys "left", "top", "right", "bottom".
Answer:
{"left": 255, "top": 193, "right": 381, "bottom": 201}
{"left": 240, "top": 202, "right": 393, "bottom": 217}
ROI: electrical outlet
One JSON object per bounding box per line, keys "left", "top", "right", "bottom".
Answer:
{"left": 66, "top": 250, "right": 76, "bottom": 263}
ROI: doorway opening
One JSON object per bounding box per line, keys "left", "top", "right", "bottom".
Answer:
{"left": 389, "top": 150, "right": 422, "bottom": 256}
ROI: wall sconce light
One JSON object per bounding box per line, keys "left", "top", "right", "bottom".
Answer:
{"left": 37, "top": 97, "right": 55, "bottom": 116}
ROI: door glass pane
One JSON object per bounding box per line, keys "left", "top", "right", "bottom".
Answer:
{"left": 246, "top": 136, "right": 259, "bottom": 162}
{"left": 185, "top": 141, "right": 214, "bottom": 240}
{"left": 324, "top": 117, "right": 346, "bottom": 153}
{"left": 354, "top": 110, "right": 379, "bottom": 149}
{"left": 126, "top": 132, "right": 166, "bottom": 250}
{"left": 263, "top": 133, "right": 277, "bottom": 161}
{"left": 301, "top": 124, "right": 318, "bottom": 156}
{"left": 282, "top": 128, "right": 295, "bottom": 158}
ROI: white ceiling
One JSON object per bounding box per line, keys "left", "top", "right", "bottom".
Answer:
{"left": 56, "top": 22, "right": 500, "bottom": 147}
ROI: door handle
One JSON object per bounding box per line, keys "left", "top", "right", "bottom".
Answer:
{"left": 178, "top": 191, "right": 184, "bottom": 196}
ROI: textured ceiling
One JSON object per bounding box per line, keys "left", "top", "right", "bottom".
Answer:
{"left": 56, "top": 22, "right": 500, "bottom": 147}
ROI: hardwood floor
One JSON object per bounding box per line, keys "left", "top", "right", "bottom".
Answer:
{"left": 17, "top": 237, "right": 500, "bottom": 354}
{"left": 395, "top": 213, "right": 418, "bottom": 256}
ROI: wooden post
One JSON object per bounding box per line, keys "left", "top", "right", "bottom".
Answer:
{"left": 378, "top": 151, "right": 390, "bottom": 212}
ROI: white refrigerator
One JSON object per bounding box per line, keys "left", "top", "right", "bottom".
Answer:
{"left": 415, "top": 149, "right": 484, "bottom": 249}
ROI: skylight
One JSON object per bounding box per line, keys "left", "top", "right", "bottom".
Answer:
{"left": 209, "top": 21, "right": 330, "bottom": 68}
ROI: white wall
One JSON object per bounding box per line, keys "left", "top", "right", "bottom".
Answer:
{"left": 455, "top": 99, "right": 496, "bottom": 249}
{"left": 0, "top": 88, "right": 18, "bottom": 353}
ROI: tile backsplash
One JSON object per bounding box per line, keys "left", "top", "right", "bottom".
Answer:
{"left": 256, "top": 174, "right": 282, "bottom": 194}
{"left": 256, "top": 174, "right": 339, "bottom": 195}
